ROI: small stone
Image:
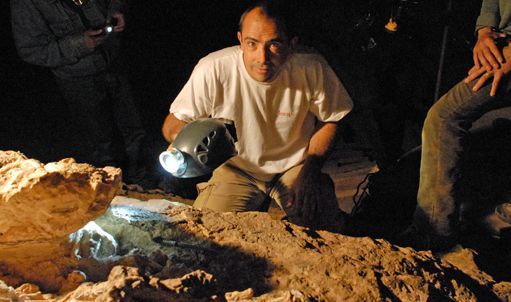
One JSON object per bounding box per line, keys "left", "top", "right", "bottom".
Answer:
{"left": 225, "top": 288, "right": 254, "bottom": 301}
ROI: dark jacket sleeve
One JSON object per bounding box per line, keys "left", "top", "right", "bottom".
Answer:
{"left": 475, "top": 0, "right": 500, "bottom": 32}
{"left": 108, "top": 0, "right": 127, "bottom": 14}
{"left": 10, "top": 0, "right": 93, "bottom": 68}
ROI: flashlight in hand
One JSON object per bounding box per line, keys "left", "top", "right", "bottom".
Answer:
{"left": 97, "top": 16, "right": 117, "bottom": 35}
{"left": 103, "top": 24, "right": 114, "bottom": 34}
{"left": 160, "top": 118, "right": 237, "bottom": 178}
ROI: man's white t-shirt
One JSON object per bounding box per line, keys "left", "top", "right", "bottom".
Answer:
{"left": 170, "top": 46, "right": 353, "bottom": 180}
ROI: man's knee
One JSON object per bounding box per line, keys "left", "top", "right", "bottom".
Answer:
{"left": 193, "top": 181, "right": 266, "bottom": 212}
{"left": 422, "top": 97, "right": 456, "bottom": 138}
{"left": 426, "top": 80, "right": 488, "bottom": 130}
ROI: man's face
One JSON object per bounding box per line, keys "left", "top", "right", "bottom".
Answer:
{"left": 237, "top": 8, "right": 290, "bottom": 82}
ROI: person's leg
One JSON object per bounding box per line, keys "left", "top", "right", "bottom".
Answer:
{"left": 56, "top": 75, "right": 117, "bottom": 167}
{"left": 415, "top": 79, "right": 511, "bottom": 239}
{"left": 193, "top": 160, "right": 268, "bottom": 212}
{"left": 105, "top": 72, "right": 146, "bottom": 183}
{"left": 268, "top": 164, "right": 340, "bottom": 227}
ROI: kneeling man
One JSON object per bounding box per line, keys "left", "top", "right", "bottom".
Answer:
{"left": 162, "top": 2, "right": 353, "bottom": 225}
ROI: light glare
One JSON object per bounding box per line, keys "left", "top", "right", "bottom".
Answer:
{"left": 159, "top": 149, "right": 187, "bottom": 176}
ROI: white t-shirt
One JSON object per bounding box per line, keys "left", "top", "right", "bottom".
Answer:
{"left": 170, "top": 46, "right": 353, "bottom": 180}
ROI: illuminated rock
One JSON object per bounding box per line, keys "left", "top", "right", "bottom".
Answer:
{"left": 70, "top": 221, "right": 118, "bottom": 260}
{"left": 0, "top": 150, "right": 121, "bottom": 291}
{"left": 0, "top": 150, "right": 121, "bottom": 245}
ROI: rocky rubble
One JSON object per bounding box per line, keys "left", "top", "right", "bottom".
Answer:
{"left": 0, "top": 151, "right": 510, "bottom": 301}
{"left": 4, "top": 203, "right": 511, "bottom": 301}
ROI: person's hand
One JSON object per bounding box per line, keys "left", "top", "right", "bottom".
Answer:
{"left": 83, "top": 29, "right": 105, "bottom": 49}
{"left": 286, "top": 159, "right": 323, "bottom": 223}
{"left": 472, "top": 27, "right": 506, "bottom": 72}
{"left": 465, "top": 45, "right": 511, "bottom": 96}
{"left": 109, "top": 11, "right": 125, "bottom": 33}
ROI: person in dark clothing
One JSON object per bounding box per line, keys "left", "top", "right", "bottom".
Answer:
{"left": 10, "top": 0, "right": 146, "bottom": 184}
{"left": 400, "top": 0, "right": 511, "bottom": 251}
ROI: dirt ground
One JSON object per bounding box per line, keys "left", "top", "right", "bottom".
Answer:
{"left": 3, "top": 196, "right": 511, "bottom": 301}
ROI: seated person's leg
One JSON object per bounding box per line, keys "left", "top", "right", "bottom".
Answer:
{"left": 193, "top": 160, "right": 268, "bottom": 212}
{"left": 416, "top": 79, "right": 509, "bottom": 239}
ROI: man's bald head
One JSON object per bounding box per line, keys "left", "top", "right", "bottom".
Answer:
{"left": 238, "top": 2, "right": 290, "bottom": 40}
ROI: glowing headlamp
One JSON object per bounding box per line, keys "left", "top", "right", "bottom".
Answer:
{"left": 159, "top": 148, "right": 187, "bottom": 177}
{"left": 159, "top": 118, "right": 237, "bottom": 178}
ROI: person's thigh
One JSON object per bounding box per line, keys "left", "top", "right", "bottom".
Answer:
{"left": 193, "top": 161, "right": 267, "bottom": 212}
{"left": 430, "top": 80, "right": 508, "bottom": 124}
{"left": 57, "top": 76, "right": 110, "bottom": 126}
{"left": 267, "top": 164, "right": 302, "bottom": 210}
{"left": 56, "top": 76, "right": 116, "bottom": 165}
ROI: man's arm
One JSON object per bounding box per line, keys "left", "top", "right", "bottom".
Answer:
{"left": 287, "top": 121, "right": 341, "bottom": 221}
{"left": 162, "top": 59, "right": 215, "bottom": 145}
{"left": 307, "top": 121, "right": 339, "bottom": 160}
{"left": 108, "top": 0, "right": 127, "bottom": 15}
{"left": 475, "top": 0, "right": 500, "bottom": 34}
{"left": 162, "top": 113, "right": 188, "bottom": 144}
{"left": 301, "top": 121, "right": 339, "bottom": 176}
{"left": 108, "top": 0, "right": 126, "bottom": 32}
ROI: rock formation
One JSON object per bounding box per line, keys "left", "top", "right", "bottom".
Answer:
{"left": 0, "top": 150, "right": 121, "bottom": 291}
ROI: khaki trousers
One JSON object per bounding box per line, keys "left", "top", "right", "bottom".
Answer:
{"left": 193, "top": 160, "right": 338, "bottom": 219}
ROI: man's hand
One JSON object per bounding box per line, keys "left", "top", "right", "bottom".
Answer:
{"left": 286, "top": 157, "right": 324, "bottom": 222}
{"left": 285, "top": 122, "right": 340, "bottom": 223}
{"left": 472, "top": 27, "right": 506, "bottom": 72}
{"left": 83, "top": 29, "right": 105, "bottom": 49}
{"left": 109, "top": 11, "right": 125, "bottom": 33}
{"left": 465, "top": 45, "right": 511, "bottom": 96}
{"left": 162, "top": 113, "right": 188, "bottom": 143}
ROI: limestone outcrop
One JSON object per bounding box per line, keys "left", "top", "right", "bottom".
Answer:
{"left": 0, "top": 151, "right": 121, "bottom": 245}
{"left": 0, "top": 150, "right": 121, "bottom": 291}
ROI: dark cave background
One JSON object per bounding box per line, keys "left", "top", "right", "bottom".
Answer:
{"left": 0, "top": 0, "right": 484, "bottom": 173}
{"left": 3, "top": 0, "right": 511, "bottom": 281}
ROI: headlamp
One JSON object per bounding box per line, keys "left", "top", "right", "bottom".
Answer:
{"left": 160, "top": 118, "right": 237, "bottom": 178}
{"left": 159, "top": 148, "right": 187, "bottom": 177}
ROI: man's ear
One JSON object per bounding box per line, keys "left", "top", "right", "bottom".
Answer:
{"left": 237, "top": 32, "right": 242, "bottom": 45}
